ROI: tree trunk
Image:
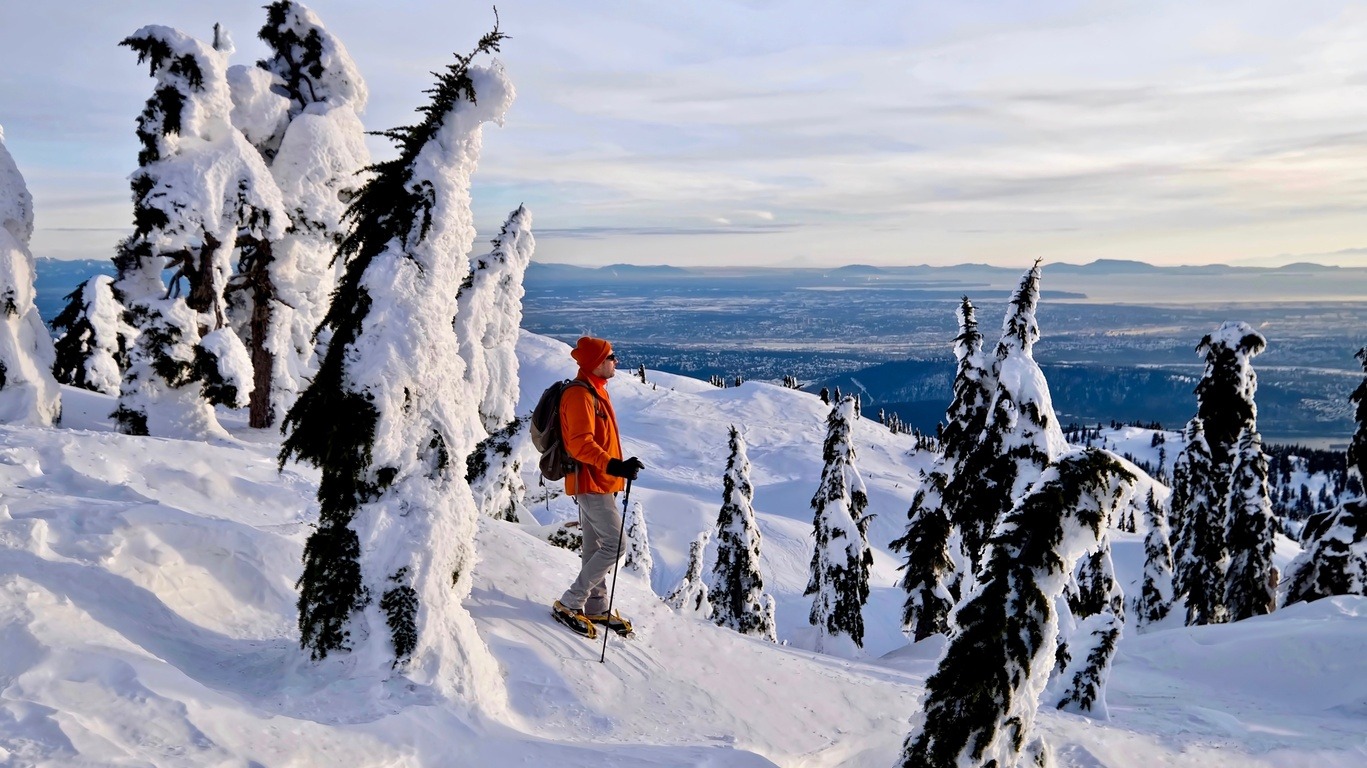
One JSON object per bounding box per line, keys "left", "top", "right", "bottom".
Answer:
{"left": 245, "top": 239, "right": 275, "bottom": 429}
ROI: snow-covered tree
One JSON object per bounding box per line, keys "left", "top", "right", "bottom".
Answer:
{"left": 805, "top": 396, "right": 872, "bottom": 655}
{"left": 892, "top": 296, "right": 989, "bottom": 641}
{"left": 1225, "top": 428, "right": 1277, "bottom": 620}
{"left": 948, "top": 262, "right": 1068, "bottom": 581}
{"left": 622, "top": 499, "right": 653, "bottom": 579}
{"left": 51, "top": 276, "right": 135, "bottom": 396}
{"left": 665, "top": 529, "right": 713, "bottom": 618}
{"left": 1195, "top": 321, "right": 1266, "bottom": 471}
{"left": 710, "top": 426, "right": 777, "bottom": 642}
{"left": 1132, "top": 487, "right": 1176, "bottom": 628}
{"left": 113, "top": 25, "right": 285, "bottom": 438}
{"left": 280, "top": 25, "right": 514, "bottom": 701}
{"left": 1285, "top": 347, "right": 1367, "bottom": 604}
{"left": 454, "top": 204, "right": 534, "bottom": 434}
{"left": 465, "top": 417, "right": 527, "bottom": 522}
{"left": 226, "top": 1, "right": 371, "bottom": 428}
{"left": 1052, "top": 538, "right": 1125, "bottom": 718}
{"left": 0, "top": 128, "right": 60, "bottom": 425}
{"left": 1171, "top": 417, "right": 1227, "bottom": 625}
{"left": 899, "top": 449, "right": 1134, "bottom": 768}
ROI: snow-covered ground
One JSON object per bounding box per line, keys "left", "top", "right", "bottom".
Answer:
{"left": 0, "top": 330, "right": 1363, "bottom": 766}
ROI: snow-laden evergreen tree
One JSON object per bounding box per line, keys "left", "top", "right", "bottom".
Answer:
{"left": 665, "top": 529, "right": 713, "bottom": 618}
{"left": 226, "top": 1, "right": 371, "bottom": 428}
{"left": 1195, "top": 321, "right": 1266, "bottom": 471}
{"left": 453, "top": 204, "right": 534, "bottom": 433}
{"left": 948, "top": 262, "right": 1068, "bottom": 582}
{"left": 1132, "top": 486, "right": 1176, "bottom": 628}
{"left": 464, "top": 417, "right": 527, "bottom": 522}
{"left": 1225, "top": 428, "right": 1277, "bottom": 620}
{"left": 1285, "top": 347, "right": 1367, "bottom": 604}
{"left": 805, "top": 396, "right": 872, "bottom": 656}
{"left": 114, "top": 26, "right": 285, "bottom": 438}
{"left": 899, "top": 449, "right": 1134, "bottom": 768}
{"left": 891, "top": 296, "right": 989, "bottom": 641}
{"left": 51, "top": 276, "right": 135, "bottom": 395}
{"left": 710, "top": 426, "right": 777, "bottom": 642}
{"left": 279, "top": 25, "right": 515, "bottom": 700}
{"left": 622, "top": 499, "right": 653, "bottom": 579}
{"left": 1171, "top": 417, "right": 1227, "bottom": 625}
{"left": 0, "top": 128, "right": 60, "bottom": 425}
{"left": 1051, "top": 537, "right": 1125, "bottom": 718}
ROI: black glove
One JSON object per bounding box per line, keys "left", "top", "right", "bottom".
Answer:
{"left": 606, "top": 457, "right": 645, "bottom": 480}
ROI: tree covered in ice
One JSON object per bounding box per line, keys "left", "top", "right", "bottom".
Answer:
{"left": 805, "top": 396, "right": 872, "bottom": 655}
{"left": 226, "top": 0, "right": 371, "bottom": 428}
{"left": 710, "top": 426, "right": 777, "bottom": 642}
{"left": 453, "top": 204, "right": 534, "bottom": 434}
{"left": 899, "top": 449, "right": 1134, "bottom": 768}
{"left": 279, "top": 25, "right": 514, "bottom": 702}
{"left": 1195, "top": 321, "right": 1266, "bottom": 471}
{"left": 465, "top": 416, "right": 527, "bottom": 522}
{"left": 113, "top": 25, "right": 285, "bottom": 438}
{"left": 0, "top": 127, "right": 60, "bottom": 425}
{"left": 665, "top": 529, "right": 713, "bottom": 618}
{"left": 1131, "top": 486, "right": 1176, "bottom": 628}
{"left": 51, "top": 276, "right": 135, "bottom": 396}
{"left": 1285, "top": 347, "right": 1367, "bottom": 604}
{"left": 622, "top": 499, "right": 653, "bottom": 579}
{"left": 1171, "top": 417, "right": 1228, "bottom": 625}
{"left": 1225, "top": 428, "right": 1277, "bottom": 620}
{"left": 892, "top": 296, "right": 989, "bottom": 641}
{"left": 949, "top": 262, "right": 1068, "bottom": 582}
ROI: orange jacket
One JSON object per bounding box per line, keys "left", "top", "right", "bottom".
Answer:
{"left": 559, "top": 374, "right": 624, "bottom": 495}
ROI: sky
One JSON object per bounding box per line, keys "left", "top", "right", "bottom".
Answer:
{"left": 4, "top": 0, "right": 1367, "bottom": 268}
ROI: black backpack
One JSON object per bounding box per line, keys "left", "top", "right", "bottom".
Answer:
{"left": 529, "top": 379, "right": 601, "bottom": 481}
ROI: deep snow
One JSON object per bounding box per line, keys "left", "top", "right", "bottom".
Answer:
{"left": 0, "top": 330, "right": 1362, "bottom": 766}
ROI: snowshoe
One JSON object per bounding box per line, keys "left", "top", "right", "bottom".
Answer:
{"left": 552, "top": 601, "right": 597, "bottom": 639}
{"left": 585, "top": 610, "right": 634, "bottom": 637}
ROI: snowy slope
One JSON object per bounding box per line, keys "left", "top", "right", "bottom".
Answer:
{"left": 0, "top": 331, "right": 1362, "bottom": 766}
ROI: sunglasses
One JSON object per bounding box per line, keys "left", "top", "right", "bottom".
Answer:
{"left": 605, "top": 354, "right": 618, "bottom": 362}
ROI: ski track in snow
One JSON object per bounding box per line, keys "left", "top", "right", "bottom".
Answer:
{"left": 0, "top": 332, "right": 1361, "bottom": 766}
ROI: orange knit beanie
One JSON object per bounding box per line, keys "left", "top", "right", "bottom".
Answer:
{"left": 571, "top": 336, "right": 613, "bottom": 372}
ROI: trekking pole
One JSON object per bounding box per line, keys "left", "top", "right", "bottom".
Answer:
{"left": 600, "top": 477, "right": 632, "bottom": 664}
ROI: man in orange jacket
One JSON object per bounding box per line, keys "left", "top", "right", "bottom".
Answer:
{"left": 552, "top": 336, "right": 645, "bottom": 638}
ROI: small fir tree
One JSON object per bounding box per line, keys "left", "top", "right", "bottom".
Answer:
{"left": 465, "top": 416, "right": 528, "bottom": 522}
{"left": 51, "top": 276, "right": 135, "bottom": 395}
{"left": 710, "top": 426, "right": 778, "bottom": 642}
{"left": 1051, "top": 538, "right": 1125, "bottom": 718}
{"left": 1225, "top": 428, "right": 1277, "bottom": 620}
{"left": 899, "top": 449, "right": 1134, "bottom": 768}
{"left": 622, "top": 499, "right": 654, "bottom": 579}
{"left": 1285, "top": 347, "right": 1367, "bottom": 603}
{"left": 666, "top": 529, "right": 713, "bottom": 618}
{"left": 280, "top": 24, "right": 514, "bottom": 699}
{"left": 892, "top": 296, "right": 990, "bottom": 640}
{"left": 453, "top": 204, "right": 534, "bottom": 434}
{"left": 805, "top": 396, "right": 873, "bottom": 655}
{"left": 1132, "top": 487, "right": 1176, "bottom": 628}
{"left": 0, "top": 128, "right": 61, "bottom": 425}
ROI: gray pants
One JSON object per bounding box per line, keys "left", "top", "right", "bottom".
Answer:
{"left": 559, "top": 493, "right": 622, "bottom": 614}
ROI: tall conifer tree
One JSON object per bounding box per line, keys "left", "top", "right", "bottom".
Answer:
{"left": 892, "top": 296, "right": 989, "bottom": 640}
{"left": 711, "top": 426, "right": 778, "bottom": 642}
{"left": 899, "top": 450, "right": 1134, "bottom": 768}
{"left": 114, "top": 26, "right": 284, "bottom": 438}
{"left": 1285, "top": 347, "right": 1367, "bottom": 603}
{"left": 281, "top": 25, "right": 514, "bottom": 700}
{"left": 0, "top": 127, "right": 60, "bottom": 425}
{"left": 1172, "top": 418, "right": 1227, "bottom": 625}
{"left": 806, "top": 396, "right": 873, "bottom": 655}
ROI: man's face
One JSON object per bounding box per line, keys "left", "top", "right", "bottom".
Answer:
{"left": 592, "top": 352, "right": 618, "bottom": 379}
